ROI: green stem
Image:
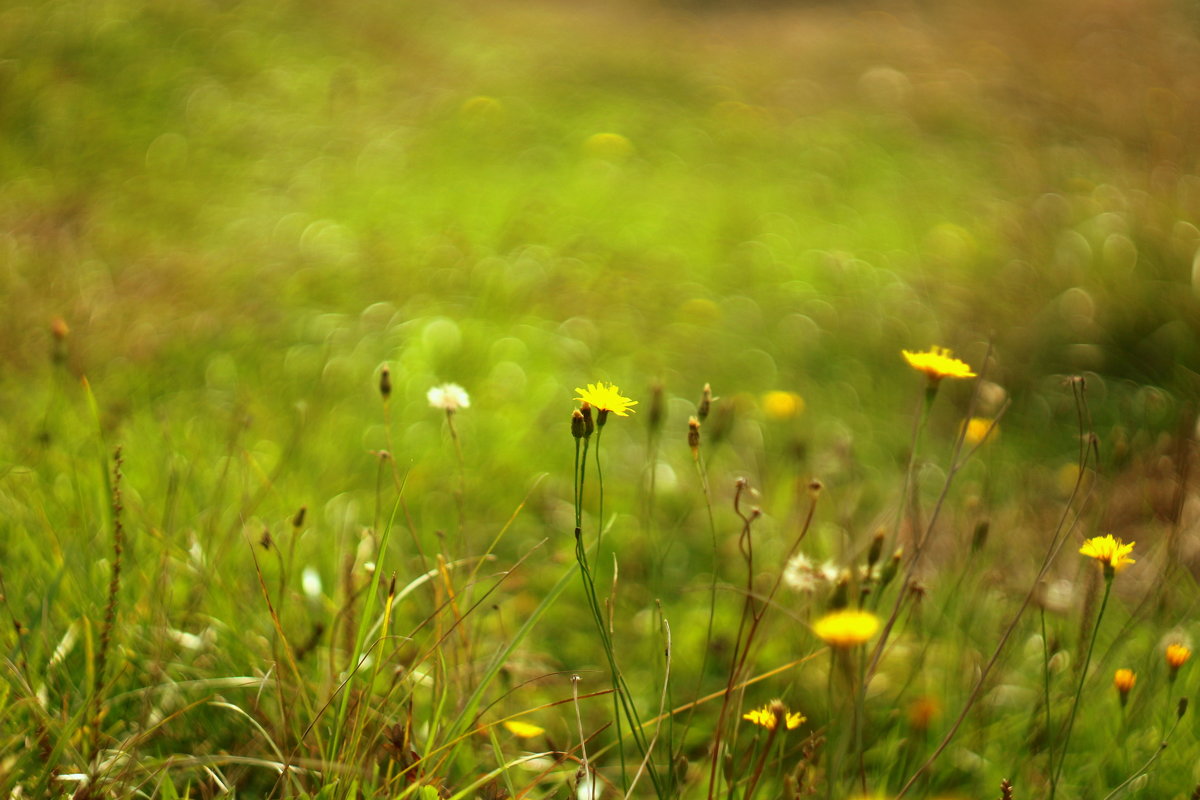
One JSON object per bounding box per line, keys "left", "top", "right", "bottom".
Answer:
{"left": 1051, "top": 571, "right": 1113, "bottom": 799}
{"left": 1040, "top": 606, "right": 1055, "bottom": 784}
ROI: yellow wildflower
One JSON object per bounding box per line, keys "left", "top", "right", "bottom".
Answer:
{"left": 761, "top": 390, "right": 805, "bottom": 420}
{"left": 813, "top": 609, "right": 880, "bottom": 648}
{"left": 1113, "top": 668, "right": 1136, "bottom": 695}
{"left": 1167, "top": 643, "right": 1191, "bottom": 672}
{"left": 901, "top": 346, "right": 976, "bottom": 383}
{"left": 575, "top": 382, "right": 637, "bottom": 417}
{"left": 963, "top": 417, "right": 997, "bottom": 445}
{"left": 1079, "top": 534, "right": 1136, "bottom": 573}
{"left": 742, "top": 701, "right": 805, "bottom": 731}
{"left": 502, "top": 720, "right": 545, "bottom": 739}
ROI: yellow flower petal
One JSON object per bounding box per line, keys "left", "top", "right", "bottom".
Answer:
{"left": 502, "top": 720, "right": 545, "bottom": 739}
{"left": 812, "top": 609, "right": 880, "bottom": 648}
{"left": 1079, "top": 534, "right": 1136, "bottom": 572}
{"left": 901, "top": 346, "right": 976, "bottom": 382}
{"left": 574, "top": 382, "right": 638, "bottom": 417}
{"left": 741, "top": 702, "right": 805, "bottom": 731}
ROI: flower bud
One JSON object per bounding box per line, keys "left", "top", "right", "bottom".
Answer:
{"left": 688, "top": 416, "right": 701, "bottom": 460}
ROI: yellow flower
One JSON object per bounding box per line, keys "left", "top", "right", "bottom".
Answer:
{"left": 761, "top": 390, "right": 805, "bottom": 420}
{"left": 963, "top": 417, "right": 997, "bottom": 445}
{"left": 575, "top": 382, "right": 638, "bottom": 417}
{"left": 742, "top": 701, "right": 805, "bottom": 731}
{"left": 1113, "top": 668, "right": 1136, "bottom": 694}
{"left": 1079, "top": 534, "right": 1136, "bottom": 573}
{"left": 812, "top": 609, "right": 880, "bottom": 648}
{"left": 502, "top": 719, "right": 545, "bottom": 739}
{"left": 901, "top": 346, "right": 976, "bottom": 382}
{"left": 1167, "top": 643, "right": 1191, "bottom": 672}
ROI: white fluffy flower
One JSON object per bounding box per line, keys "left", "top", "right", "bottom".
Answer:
{"left": 784, "top": 553, "right": 838, "bottom": 593}
{"left": 427, "top": 383, "right": 470, "bottom": 411}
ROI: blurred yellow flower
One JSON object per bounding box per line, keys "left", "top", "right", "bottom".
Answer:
{"left": 1113, "top": 668, "right": 1136, "bottom": 694}
{"left": 901, "top": 346, "right": 976, "bottom": 382}
{"left": 907, "top": 695, "right": 940, "bottom": 731}
{"left": 502, "top": 719, "right": 545, "bottom": 738}
{"left": 1167, "top": 643, "right": 1191, "bottom": 671}
{"left": 742, "top": 701, "right": 805, "bottom": 731}
{"left": 761, "top": 390, "right": 804, "bottom": 420}
{"left": 575, "top": 382, "right": 637, "bottom": 417}
{"left": 1079, "top": 534, "right": 1135, "bottom": 573}
{"left": 963, "top": 417, "right": 997, "bottom": 445}
{"left": 813, "top": 609, "right": 880, "bottom": 648}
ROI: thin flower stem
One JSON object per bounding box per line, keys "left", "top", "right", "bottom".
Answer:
{"left": 593, "top": 427, "right": 605, "bottom": 565}
{"left": 683, "top": 448, "right": 718, "bottom": 768}
{"left": 1040, "top": 607, "right": 1056, "bottom": 783}
{"left": 1050, "top": 572, "right": 1114, "bottom": 799}
{"left": 573, "top": 429, "right": 662, "bottom": 798}
{"left": 1098, "top": 707, "right": 1185, "bottom": 800}
{"left": 742, "top": 723, "right": 781, "bottom": 800}
{"left": 855, "top": 645, "right": 868, "bottom": 793}
{"left": 894, "top": 378, "right": 1098, "bottom": 798}
{"left": 825, "top": 650, "right": 837, "bottom": 800}
{"left": 446, "top": 408, "right": 467, "bottom": 548}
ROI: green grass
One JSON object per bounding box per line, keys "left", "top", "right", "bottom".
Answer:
{"left": 3, "top": 0, "right": 1200, "bottom": 797}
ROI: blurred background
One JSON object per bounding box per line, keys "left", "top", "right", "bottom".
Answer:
{"left": 4, "top": 0, "right": 1200, "bottom": 793}
{"left": 5, "top": 0, "right": 1200, "bottom": 509}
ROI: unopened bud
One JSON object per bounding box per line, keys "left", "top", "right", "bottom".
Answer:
{"left": 867, "top": 529, "right": 885, "bottom": 569}
{"left": 971, "top": 520, "right": 990, "bottom": 552}
{"left": 581, "top": 403, "right": 595, "bottom": 437}
{"left": 50, "top": 317, "right": 69, "bottom": 365}
{"left": 648, "top": 383, "right": 665, "bottom": 433}
{"left": 697, "top": 383, "right": 712, "bottom": 422}
{"left": 880, "top": 549, "right": 902, "bottom": 589}
{"left": 829, "top": 571, "right": 850, "bottom": 610}
{"left": 807, "top": 479, "right": 824, "bottom": 499}
{"left": 688, "top": 416, "right": 701, "bottom": 460}
{"left": 1179, "top": 697, "right": 1189, "bottom": 719}
{"left": 571, "top": 409, "right": 586, "bottom": 439}
{"left": 292, "top": 506, "right": 307, "bottom": 529}
{"left": 379, "top": 366, "right": 392, "bottom": 400}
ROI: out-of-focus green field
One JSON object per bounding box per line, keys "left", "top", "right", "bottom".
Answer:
{"left": 3, "top": 0, "right": 1200, "bottom": 797}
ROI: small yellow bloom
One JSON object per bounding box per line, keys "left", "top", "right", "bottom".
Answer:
{"left": 575, "top": 382, "right": 638, "bottom": 417}
{"left": 1167, "top": 643, "right": 1191, "bottom": 671}
{"left": 901, "top": 346, "right": 976, "bottom": 383}
{"left": 742, "top": 701, "right": 805, "bottom": 731}
{"left": 1113, "top": 668, "right": 1136, "bottom": 694}
{"left": 761, "top": 390, "right": 805, "bottom": 420}
{"left": 502, "top": 720, "right": 546, "bottom": 739}
{"left": 1079, "top": 534, "right": 1136, "bottom": 572}
{"left": 963, "top": 417, "right": 997, "bottom": 445}
{"left": 812, "top": 609, "right": 880, "bottom": 648}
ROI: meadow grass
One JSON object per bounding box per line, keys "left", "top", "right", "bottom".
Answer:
{"left": 3, "top": 0, "right": 1200, "bottom": 797}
